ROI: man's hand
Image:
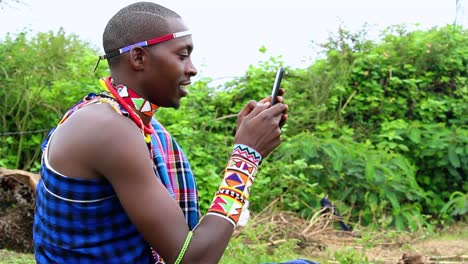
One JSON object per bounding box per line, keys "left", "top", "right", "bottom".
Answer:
{"left": 237, "top": 88, "right": 288, "bottom": 130}
{"left": 234, "top": 100, "right": 288, "bottom": 158}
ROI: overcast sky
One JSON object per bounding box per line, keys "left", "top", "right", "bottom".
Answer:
{"left": 0, "top": 0, "right": 462, "bottom": 80}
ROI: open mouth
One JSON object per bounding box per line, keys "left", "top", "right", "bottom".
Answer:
{"left": 179, "top": 85, "right": 188, "bottom": 97}
{"left": 179, "top": 82, "right": 191, "bottom": 97}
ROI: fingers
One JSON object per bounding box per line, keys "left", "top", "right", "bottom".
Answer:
{"left": 278, "top": 88, "right": 285, "bottom": 97}
{"left": 279, "top": 113, "right": 288, "bottom": 128}
{"left": 266, "top": 102, "right": 287, "bottom": 117}
{"left": 264, "top": 103, "right": 288, "bottom": 129}
{"left": 237, "top": 101, "right": 272, "bottom": 130}
{"left": 237, "top": 100, "right": 257, "bottom": 128}
{"left": 238, "top": 100, "right": 257, "bottom": 117}
{"left": 248, "top": 102, "right": 271, "bottom": 118}
{"left": 259, "top": 88, "right": 286, "bottom": 104}
{"left": 249, "top": 103, "right": 287, "bottom": 130}
{"left": 234, "top": 103, "right": 287, "bottom": 158}
{"left": 234, "top": 87, "right": 288, "bottom": 158}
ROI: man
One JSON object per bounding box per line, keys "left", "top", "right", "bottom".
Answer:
{"left": 33, "top": 2, "right": 287, "bottom": 263}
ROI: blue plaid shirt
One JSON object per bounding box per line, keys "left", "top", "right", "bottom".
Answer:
{"left": 34, "top": 93, "right": 200, "bottom": 264}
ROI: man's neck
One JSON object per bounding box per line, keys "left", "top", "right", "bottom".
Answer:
{"left": 108, "top": 75, "right": 157, "bottom": 124}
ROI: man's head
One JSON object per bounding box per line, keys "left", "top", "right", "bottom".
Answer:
{"left": 102, "top": 2, "right": 197, "bottom": 108}
{"left": 103, "top": 2, "right": 180, "bottom": 66}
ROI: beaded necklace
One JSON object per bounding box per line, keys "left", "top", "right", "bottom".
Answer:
{"left": 99, "top": 77, "right": 157, "bottom": 155}
{"left": 113, "top": 82, "right": 159, "bottom": 117}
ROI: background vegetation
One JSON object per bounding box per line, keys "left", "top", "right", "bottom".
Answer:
{"left": 0, "top": 24, "right": 466, "bottom": 236}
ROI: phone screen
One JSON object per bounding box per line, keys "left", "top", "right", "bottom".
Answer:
{"left": 271, "top": 67, "right": 284, "bottom": 105}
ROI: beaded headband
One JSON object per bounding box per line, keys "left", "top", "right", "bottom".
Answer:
{"left": 93, "top": 30, "right": 191, "bottom": 72}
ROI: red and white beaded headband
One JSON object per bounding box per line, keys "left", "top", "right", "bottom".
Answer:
{"left": 93, "top": 30, "right": 191, "bottom": 71}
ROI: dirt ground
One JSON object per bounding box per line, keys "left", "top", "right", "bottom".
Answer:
{"left": 314, "top": 230, "right": 468, "bottom": 263}
{"left": 236, "top": 210, "right": 467, "bottom": 263}
{"left": 0, "top": 174, "right": 35, "bottom": 253}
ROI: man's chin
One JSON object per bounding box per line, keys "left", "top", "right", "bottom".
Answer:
{"left": 159, "top": 99, "right": 181, "bottom": 109}
{"left": 171, "top": 100, "right": 181, "bottom": 109}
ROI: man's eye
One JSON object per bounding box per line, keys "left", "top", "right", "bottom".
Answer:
{"left": 178, "top": 49, "right": 188, "bottom": 56}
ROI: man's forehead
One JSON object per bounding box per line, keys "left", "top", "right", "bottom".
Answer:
{"left": 165, "top": 33, "right": 194, "bottom": 51}
{"left": 164, "top": 17, "right": 189, "bottom": 34}
{"left": 158, "top": 18, "right": 193, "bottom": 48}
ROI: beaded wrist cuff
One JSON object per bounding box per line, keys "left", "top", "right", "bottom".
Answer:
{"left": 231, "top": 144, "right": 262, "bottom": 166}
{"left": 206, "top": 144, "right": 261, "bottom": 227}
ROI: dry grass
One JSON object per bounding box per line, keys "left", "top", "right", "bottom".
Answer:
{"left": 233, "top": 200, "right": 468, "bottom": 264}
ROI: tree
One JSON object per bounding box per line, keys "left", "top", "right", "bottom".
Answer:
{"left": 455, "top": 0, "right": 468, "bottom": 27}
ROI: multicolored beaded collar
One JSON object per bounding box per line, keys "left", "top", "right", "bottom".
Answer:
{"left": 113, "top": 81, "right": 159, "bottom": 118}
{"left": 99, "top": 76, "right": 157, "bottom": 143}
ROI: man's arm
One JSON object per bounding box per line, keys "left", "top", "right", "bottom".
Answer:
{"left": 82, "top": 102, "right": 286, "bottom": 263}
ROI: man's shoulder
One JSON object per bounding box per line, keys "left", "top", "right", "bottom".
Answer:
{"left": 55, "top": 102, "right": 137, "bottom": 149}
{"left": 71, "top": 102, "right": 126, "bottom": 125}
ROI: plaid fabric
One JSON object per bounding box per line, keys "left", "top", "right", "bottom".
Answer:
{"left": 151, "top": 118, "right": 200, "bottom": 229}
{"left": 34, "top": 93, "right": 200, "bottom": 264}
{"left": 34, "top": 158, "right": 154, "bottom": 264}
{"left": 150, "top": 119, "right": 200, "bottom": 263}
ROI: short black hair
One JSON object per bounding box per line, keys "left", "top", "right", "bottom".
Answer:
{"left": 103, "top": 2, "right": 181, "bottom": 64}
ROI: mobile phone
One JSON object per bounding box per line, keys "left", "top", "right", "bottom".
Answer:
{"left": 271, "top": 67, "right": 284, "bottom": 105}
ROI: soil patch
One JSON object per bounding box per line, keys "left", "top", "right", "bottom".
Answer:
{"left": 0, "top": 171, "right": 37, "bottom": 253}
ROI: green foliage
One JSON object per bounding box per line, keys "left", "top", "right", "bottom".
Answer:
{"left": 0, "top": 29, "right": 106, "bottom": 171}
{"left": 252, "top": 130, "right": 427, "bottom": 231}
{"left": 1, "top": 24, "right": 466, "bottom": 230}
{"left": 277, "top": 24, "right": 467, "bottom": 228}
{"left": 0, "top": 249, "right": 35, "bottom": 264}
{"left": 333, "top": 247, "right": 369, "bottom": 264}
{"left": 220, "top": 235, "right": 303, "bottom": 264}
{"left": 376, "top": 120, "right": 468, "bottom": 219}
{"left": 441, "top": 191, "right": 468, "bottom": 217}
{"left": 219, "top": 220, "right": 306, "bottom": 264}
{"left": 336, "top": 25, "right": 466, "bottom": 135}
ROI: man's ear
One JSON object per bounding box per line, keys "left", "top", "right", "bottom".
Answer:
{"left": 129, "top": 47, "right": 146, "bottom": 70}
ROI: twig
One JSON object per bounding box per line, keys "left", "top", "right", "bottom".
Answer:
{"left": 340, "top": 90, "right": 357, "bottom": 113}
{"left": 215, "top": 113, "right": 237, "bottom": 121}
{"left": 251, "top": 197, "right": 280, "bottom": 222}
{"left": 301, "top": 207, "right": 327, "bottom": 235}
{"left": 430, "top": 255, "right": 468, "bottom": 261}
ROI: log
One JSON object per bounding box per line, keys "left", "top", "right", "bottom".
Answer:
{"left": 0, "top": 168, "right": 40, "bottom": 194}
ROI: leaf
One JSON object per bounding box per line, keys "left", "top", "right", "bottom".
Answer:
{"left": 408, "top": 128, "right": 421, "bottom": 144}
{"left": 394, "top": 215, "right": 405, "bottom": 230}
{"left": 386, "top": 190, "right": 400, "bottom": 212}
{"left": 448, "top": 145, "right": 461, "bottom": 168}
{"left": 397, "top": 144, "right": 409, "bottom": 152}
{"left": 365, "top": 159, "right": 375, "bottom": 181}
